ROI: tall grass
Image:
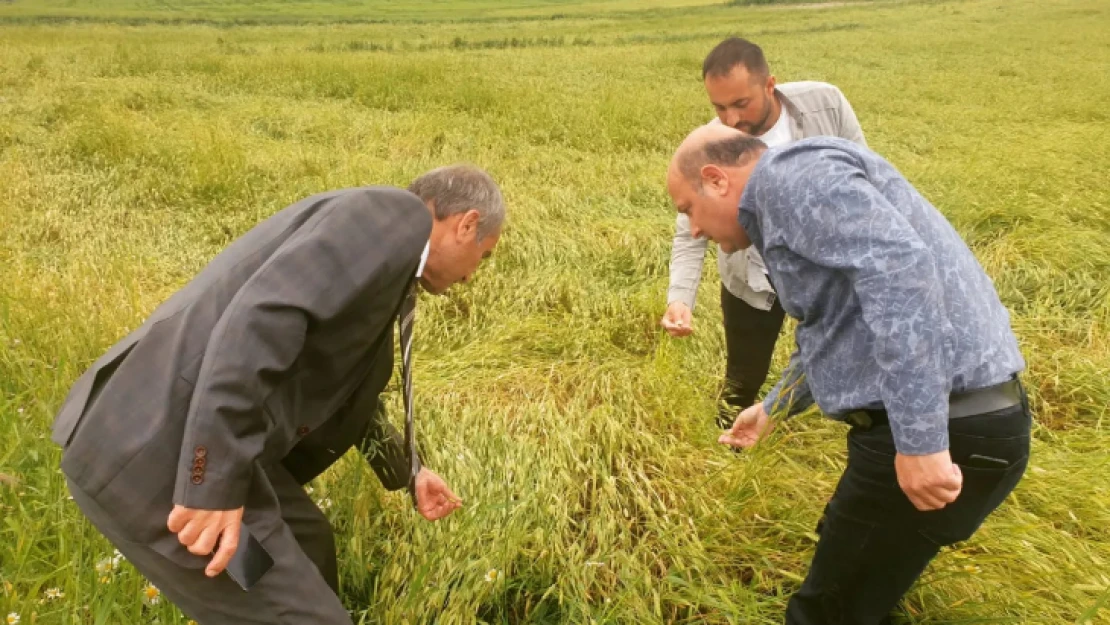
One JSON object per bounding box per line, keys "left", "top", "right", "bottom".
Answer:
{"left": 1, "top": 0, "right": 1108, "bottom": 622}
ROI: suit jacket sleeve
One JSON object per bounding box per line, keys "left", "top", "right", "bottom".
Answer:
{"left": 176, "top": 189, "right": 431, "bottom": 509}
{"left": 357, "top": 397, "right": 419, "bottom": 491}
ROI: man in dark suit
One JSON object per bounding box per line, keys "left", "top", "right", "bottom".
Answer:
{"left": 51, "top": 164, "right": 505, "bottom": 623}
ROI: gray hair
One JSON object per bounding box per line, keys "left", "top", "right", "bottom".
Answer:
{"left": 408, "top": 164, "right": 505, "bottom": 240}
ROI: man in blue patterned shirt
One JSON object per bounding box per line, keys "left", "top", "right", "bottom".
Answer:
{"left": 667, "top": 124, "right": 1032, "bottom": 623}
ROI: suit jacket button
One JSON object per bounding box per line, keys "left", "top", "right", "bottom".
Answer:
{"left": 191, "top": 475, "right": 204, "bottom": 485}
{"left": 192, "top": 466, "right": 205, "bottom": 477}
{"left": 194, "top": 446, "right": 207, "bottom": 458}
{"left": 194, "top": 457, "right": 206, "bottom": 469}
{"left": 297, "top": 426, "right": 310, "bottom": 437}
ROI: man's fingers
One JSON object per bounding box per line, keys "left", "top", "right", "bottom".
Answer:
{"left": 729, "top": 418, "right": 757, "bottom": 438}
{"left": 419, "top": 499, "right": 465, "bottom": 520}
{"left": 907, "top": 493, "right": 928, "bottom": 511}
{"left": 727, "top": 416, "right": 743, "bottom": 435}
{"left": 660, "top": 316, "right": 692, "bottom": 337}
{"left": 440, "top": 485, "right": 463, "bottom": 504}
{"left": 439, "top": 500, "right": 460, "bottom": 519}
{"left": 435, "top": 501, "right": 453, "bottom": 519}
{"left": 908, "top": 487, "right": 951, "bottom": 511}
{"left": 415, "top": 473, "right": 463, "bottom": 520}
{"left": 924, "top": 489, "right": 949, "bottom": 508}
{"left": 731, "top": 407, "right": 761, "bottom": 430}
{"left": 433, "top": 491, "right": 458, "bottom": 511}
{"left": 934, "top": 482, "right": 961, "bottom": 502}
{"left": 933, "top": 469, "right": 963, "bottom": 500}
{"left": 167, "top": 506, "right": 189, "bottom": 533}
{"left": 206, "top": 523, "right": 240, "bottom": 577}
{"left": 938, "top": 479, "right": 962, "bottom": 496}
{"left": 189, "top": 526, "right": 220, "bottom": 556}
{"left": 421, "top": 493, "right": 464, "bottom": 521}
{"left": 176, "top": 518, "right": 203, "bottom": 547}
{"left": 907, "top": 491, "right": 940, "bottom": 511}
{"left": 661, "top": 322, "right": 686, "bottom": 337}
{"left": 718, "top": 432, "right": 753, "bottom": 449}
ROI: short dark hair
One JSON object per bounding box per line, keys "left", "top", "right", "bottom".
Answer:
{"left": 702, "top": 37, "right": 770, "bottom": 80}
{"left": 678, "top": 134, "right": 767, "bottom": 185}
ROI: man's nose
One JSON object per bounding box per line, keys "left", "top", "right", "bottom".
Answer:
{"left": 722, "top": 109, "right": 740, "bottom": 128}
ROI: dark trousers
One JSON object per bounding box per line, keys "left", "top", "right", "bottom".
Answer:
{"left": 719, "top": 285, "right": 787, "bottom": 427}
{"left": 67, "top": 464, "right": 350, "bottom": 624}
{"left": 785, "top": 399, "right": 1032, "bottom": 624}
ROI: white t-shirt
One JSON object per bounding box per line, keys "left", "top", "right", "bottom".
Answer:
{"left": 730, "top": 105, "right": 793, "bottom": 301}
{"left": 758, "top": 106, "right": 794, "bottom": 148}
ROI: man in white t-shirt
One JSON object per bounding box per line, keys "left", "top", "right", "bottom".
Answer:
{"left": 661, "top": 37, "right": 869, "bottom": 428}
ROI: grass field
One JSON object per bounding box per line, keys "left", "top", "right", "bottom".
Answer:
{"left": 1, "top": 0, "right": 1109, "bottom": 622}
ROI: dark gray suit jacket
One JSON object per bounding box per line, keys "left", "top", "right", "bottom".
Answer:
{"left": 52, "top": 186, "right": 431, "bottom": 543}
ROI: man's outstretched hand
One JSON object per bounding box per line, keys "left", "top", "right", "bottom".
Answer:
{"left": 719, "top": 402, "right": 775, "bottom": 449}
{"left": 415, "top": 468, "right": 463, "bottom": 521}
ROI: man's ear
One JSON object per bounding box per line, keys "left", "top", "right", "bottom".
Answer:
{"left": 455, "top": 209, "right": 481, "bottom": 241}
{"left": 700, "top": 164, "right": 729, "bottom": 195}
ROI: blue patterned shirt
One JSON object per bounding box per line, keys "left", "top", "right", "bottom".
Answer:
{"left": 741, "top": 138, "right": 1025, "bottom": 455}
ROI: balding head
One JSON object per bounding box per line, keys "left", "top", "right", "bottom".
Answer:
{"left": 665, "top": 124, "right": 764, "bottom": 254}
{"left": 669, "top": 124, "right": 767, "bottom": 189}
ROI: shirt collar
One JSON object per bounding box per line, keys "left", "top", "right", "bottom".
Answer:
{"left": 415, "top": 242, "right": 430, "bottom": 278}
{"left": 774, "top": 87, "right": 805, "bottom": 141}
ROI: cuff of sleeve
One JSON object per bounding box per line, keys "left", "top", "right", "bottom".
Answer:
{"left": 889, "top": 414, "right": 949, "bottom": 456}
{"left": 763, "top": 384, "right": 814, "bottom": 419}
{"left": 667, "top": 288, "right": 697, "bottom": 310}
{"left": 761, "top": 393, "right": 779, "bottom": 416}
{"left": 175, "top": 456, "right": 252, "bottom": 511}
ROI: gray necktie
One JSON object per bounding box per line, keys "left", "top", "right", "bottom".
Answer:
{"left": 399, "top": 282, "right": 420, "bottom": 510}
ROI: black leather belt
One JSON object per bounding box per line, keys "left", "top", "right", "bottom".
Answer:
{"left": 843, "top": 377, "right": 1024, "bottom": 430}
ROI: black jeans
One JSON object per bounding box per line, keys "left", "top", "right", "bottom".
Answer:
{"left": 785, "top": 400, "right": 1032, "bottom": 624}
{"left": 719, "top": 285, "right": 787, "bottom": 428}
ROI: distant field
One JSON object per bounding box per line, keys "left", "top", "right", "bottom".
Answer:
{"left": 0, "top": 0, "right": 835, "bottom": 23}
{"left": 1, "top": 0, "right": 1108, "bottom": 623}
